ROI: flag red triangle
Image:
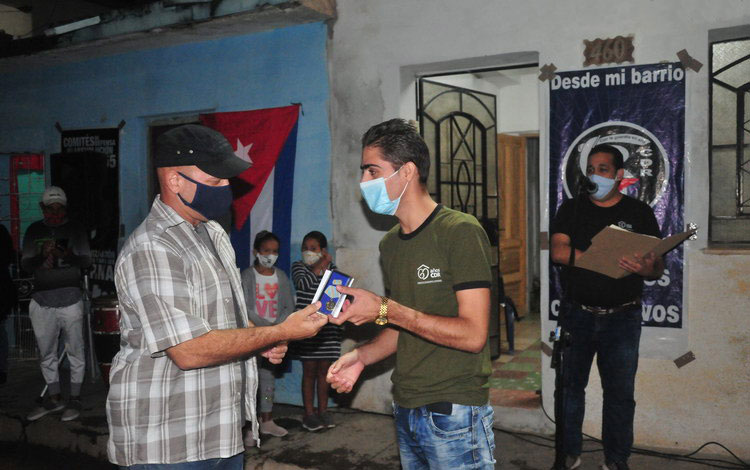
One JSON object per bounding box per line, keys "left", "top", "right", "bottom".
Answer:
{"left": 200, "top": 105, "right": 299, "bottom": 229}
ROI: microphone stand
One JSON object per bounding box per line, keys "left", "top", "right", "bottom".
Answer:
{"left": 82, "top": 271, "right": 99, "bottom": 383}
{"left": 550, "top": 180, "right": 587, "bottom": 470}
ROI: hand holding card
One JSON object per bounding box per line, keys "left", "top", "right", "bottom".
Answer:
{"left": 312, "top": 270, "right": 354, "bottom": 317}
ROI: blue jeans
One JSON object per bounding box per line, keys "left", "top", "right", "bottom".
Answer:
{"left": 393, "top": 402, "right": 496, "bottom": 470}
{"left": 121, "top": 453, "right": 243, "bottom": 470}
{"left": 561, "top": 303, "right": 642, "bottom": 464}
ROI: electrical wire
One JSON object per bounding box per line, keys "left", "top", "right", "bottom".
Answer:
{"left": 492, "top": 397, "right": 749, "bottom": 469}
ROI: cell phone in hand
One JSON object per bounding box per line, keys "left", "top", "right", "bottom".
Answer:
{"left": 312, "top": 270, "right": 354, "bottom": 318}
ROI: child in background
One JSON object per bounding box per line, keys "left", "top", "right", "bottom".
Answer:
{"left": 241, "top": 230, "right": 295, "bottom": 438}
{"left": 290, "top": 231, "right": 341, "bottom": 431}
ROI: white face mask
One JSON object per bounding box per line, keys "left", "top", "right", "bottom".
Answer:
{"left": 257, "top": 253, "right": 278, "bottom": 268}
{"left": 302, "top": 250, "right": 322, "bottom": 266}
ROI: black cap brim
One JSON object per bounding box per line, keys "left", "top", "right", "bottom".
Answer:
{"left": 155, "top": 124, "right": 252, "bottom": 178}
{"left": 197, "top": 154, "right": 251, "bottom": 179}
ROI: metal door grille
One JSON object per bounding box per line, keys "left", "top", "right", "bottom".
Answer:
{"left": 418, "top": 78, "right": 502, "bottom": 358}
{"left": 418, "top": 79, "right": 499, "bottom": 238}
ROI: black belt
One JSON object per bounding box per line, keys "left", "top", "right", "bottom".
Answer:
{"left": 424, "top": 402, "right": 452, "bottom": 415}
{"left": 579, "top": 299, "right": 640, "bottom": 315}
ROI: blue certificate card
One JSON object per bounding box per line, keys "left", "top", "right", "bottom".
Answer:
{"left": 312, "top": 269, "right": 354, "bottom": 317}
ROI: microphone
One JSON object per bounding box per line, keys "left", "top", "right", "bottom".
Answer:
{"left": 580, "top": 176, "right": 598, "bottom": 194}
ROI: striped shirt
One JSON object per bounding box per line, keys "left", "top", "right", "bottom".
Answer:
{"left": 290, "top": 261, "right": 342, "bottom": 360}
{"left": 107, "top": 197, "right": 257, "bottom": 466}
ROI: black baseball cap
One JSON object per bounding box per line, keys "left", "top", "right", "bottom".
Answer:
{"left": 155, "top": 124, "right": 251, "bottom": 179}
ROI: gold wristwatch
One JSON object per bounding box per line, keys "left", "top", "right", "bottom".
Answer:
{"left": 375, "top": 296, "right": 389, "bottom": 325}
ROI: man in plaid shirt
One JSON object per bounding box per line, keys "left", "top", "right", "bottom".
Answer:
{"left": 107, "top": 125, "right": 327, "bottom": 469}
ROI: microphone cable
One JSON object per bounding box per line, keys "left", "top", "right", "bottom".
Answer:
{"left": 492, "top": 398, "right": 750, "bottom": 469}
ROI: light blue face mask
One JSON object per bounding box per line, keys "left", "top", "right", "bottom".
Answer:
{"left": 360, "top": 169, "right": 409, "bottom": 216}
{"left": 589, "top": 174, "right": 618, "bottom": 200}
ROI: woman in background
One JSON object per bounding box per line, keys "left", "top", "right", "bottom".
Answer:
{"left": 241, "top": 230, "right": 294, "bottom": 438}
{"left": 290, "top": 231, "right": 341, "bottom": 432}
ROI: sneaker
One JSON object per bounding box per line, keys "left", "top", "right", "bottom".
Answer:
{"left": 601, "top": 461, "right": 629, "bottom": 470}
{"left": 26, "top": 396, "right": 65, "bottom": 421}
{"left": 565, "top": 455, "right": 581, "bottom": 469}
{"left": 259, "top": 419, "right": 288, "bottom": 437}
{"left": 318, "top": 412, "right": 336, "bottom": 429}
{"left": 302, "top": 414, "right": 324, "bottom": 432}
{"left": 61, "top": 398, "right": 82, "bottom": 422}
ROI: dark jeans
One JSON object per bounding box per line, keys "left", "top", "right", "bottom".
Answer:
{"left": 561, "top": 303, "right": 641, "bottom": 464}
{"left": 122, "top": 453, "right": 243, "bottom": 470}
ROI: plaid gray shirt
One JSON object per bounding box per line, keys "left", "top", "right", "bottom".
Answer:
{"left": 107, "top": 197, "right": 258, "bottom": 466}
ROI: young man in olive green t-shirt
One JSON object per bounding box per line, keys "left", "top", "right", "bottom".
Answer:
{"left": 327, "top": 119, "right": 496, "bottom": 470}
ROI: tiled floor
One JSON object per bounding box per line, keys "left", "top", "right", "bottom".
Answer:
{"left": 489, "top": 313, "right": 542, "bottom": 409}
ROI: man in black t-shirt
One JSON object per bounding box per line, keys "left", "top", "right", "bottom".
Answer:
{"left": 550, "top": 144, "right": 664, "bottom": 470}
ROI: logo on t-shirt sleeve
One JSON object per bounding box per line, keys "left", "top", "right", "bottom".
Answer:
{"left": 617, "top": 220, "right": 634, "bottom": 231}
{"left": 416, "top": 264, "right": 442, "bottom": 285}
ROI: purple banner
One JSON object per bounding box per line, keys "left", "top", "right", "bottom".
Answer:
{"left": 549, "top": 63, "right": 685, "bottom": 328}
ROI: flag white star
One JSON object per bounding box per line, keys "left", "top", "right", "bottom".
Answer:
{"left": 235, "top": 138, "right": 253, "bottom": 164}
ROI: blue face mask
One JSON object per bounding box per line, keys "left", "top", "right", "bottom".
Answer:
{"left": 177, "top": 172, "right": 233, "bottom": 220}
{"left": 360, "top": 169, "right": 408, "bottom": 216}
{"left": 589, "top": 174, "right": 618, "bottom": 200}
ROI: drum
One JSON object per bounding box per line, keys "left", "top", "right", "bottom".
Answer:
{"left": 90, "top": 296, "right": 121, "bottom": 385}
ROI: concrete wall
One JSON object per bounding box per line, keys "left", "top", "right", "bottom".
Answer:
{"left": 496, "top": 69, "right": 540, "bottom": 134}
{"left": 328, "top": 0, "right": 750, "bottom": 457}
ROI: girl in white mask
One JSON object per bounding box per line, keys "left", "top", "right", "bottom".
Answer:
{"left": 240, "top": 231, "right": 294, "bottom": 439}
{"left": 289, "top": 231, "right": 341, "bottom": 431}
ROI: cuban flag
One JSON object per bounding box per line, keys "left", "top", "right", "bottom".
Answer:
{"left": 200, "top": 105, "right": 300, "bottom": 273}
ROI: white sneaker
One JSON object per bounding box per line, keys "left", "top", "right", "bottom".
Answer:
{"left": 259, "top": 419, "right": 288, "bottom": 437}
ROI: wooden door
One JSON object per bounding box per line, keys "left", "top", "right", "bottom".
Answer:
{"left": 497, "top": 134, "right": 527, "bottom": 315}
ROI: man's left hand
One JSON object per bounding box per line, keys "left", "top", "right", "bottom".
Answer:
{"left": 329, "top": 285, "right": 380, "bottom": 326}
{"left": 619, "top": 251, "right": 660, "bottom": 278}
{"left": 261, "top": 342, "right": 288, "bottom": 364}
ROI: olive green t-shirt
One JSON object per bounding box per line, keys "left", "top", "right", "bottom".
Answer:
{"left": 380, "top": 205, "right": 493, "bottom": 408}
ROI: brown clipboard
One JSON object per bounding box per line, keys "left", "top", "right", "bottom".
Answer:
{"left": 575, "top": 225, "right": 695, "bottom": 279}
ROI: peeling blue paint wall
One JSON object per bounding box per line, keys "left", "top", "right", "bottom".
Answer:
{"left": 0, "top": 21, "right": 331, "bottom": 407}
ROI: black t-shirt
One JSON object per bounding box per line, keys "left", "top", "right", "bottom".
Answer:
{"left": 550, "top": 195, "right": 661, "bottom": 307}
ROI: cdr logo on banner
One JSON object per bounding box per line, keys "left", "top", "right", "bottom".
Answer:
{"left": 562, "top": 121, "right": 669, "bottom": 207}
